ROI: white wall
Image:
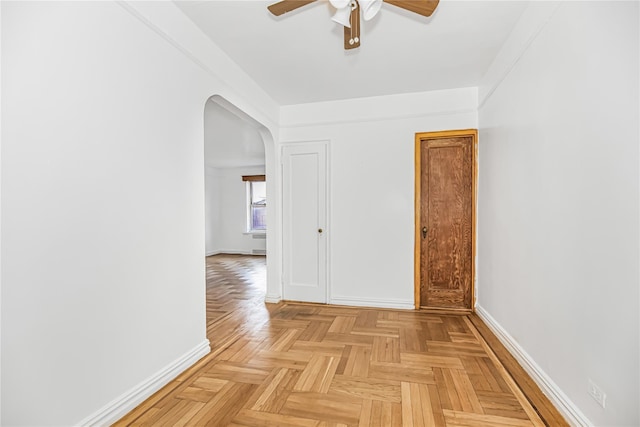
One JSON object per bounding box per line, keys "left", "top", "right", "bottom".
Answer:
{"left": 280, "top": 89, "right": 477, "bottom": 308}
{"left": 477, "top": 2, "right": 639, "bottom": 426}
{"left": 205, "top": 166, "right": 267, "bottom": 256}
{"left": 0, "top": 2, "right": 3, "bottom": 421}
{"left": 205, "top": 167, "right": 223, "bottom": 255}
{"left": 1, "top": 1, "right": 278, "bottom": 425}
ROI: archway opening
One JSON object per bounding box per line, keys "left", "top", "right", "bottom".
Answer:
{"left": 203, "top": 95, "right": 275, "bottom": 317}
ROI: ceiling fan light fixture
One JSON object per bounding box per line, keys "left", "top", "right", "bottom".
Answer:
{"left": 267, "top": 0, "right": 440, "bottom": 50}
{"left": 329, "top": 0, "right": 350, "bottom": 9}
{"left": 331, "top": 4, "right": 353, "bottom": 28}
{"left": 359, "top": 0, "right": 382, "bottom": 20}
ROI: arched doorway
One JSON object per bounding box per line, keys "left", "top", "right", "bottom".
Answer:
{"left": 203, "top": 95, "right": 278, "bottom": 305}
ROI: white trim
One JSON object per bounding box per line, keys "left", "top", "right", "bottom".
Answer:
{"left": 206, "top": 250, "right": 263, "bottom": 257}
{"left": 281, "top": 108, "right": 477, "bottom": 129}
{"left": 330, "top": 296, "right": 414, "bottom": 310}
{"left": 265, "top": 295, "right": 282, "bottom": 304}
{"left": 478, "top": 3, "right": 561, "bottom": 110}
{"left": 115, "top": 2, "right": 277, "bottom": 126}
{"left": 325, "top": 142, "right": 332, "bottom": 306}
{"left": 77, "top": 340, "right": 210, "bottom": 427}
{"left": 475, "top": 306, "right": 591, "bottom": 427}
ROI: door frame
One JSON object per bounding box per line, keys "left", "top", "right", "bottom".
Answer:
{"left": 414, "top": 129, "right": 478, "bottom": 311}
{"left": 281, "top": 140, "right": 330, "bottom": 304}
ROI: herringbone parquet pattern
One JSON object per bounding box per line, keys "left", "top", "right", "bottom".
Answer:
{"left": 114, "top": 255, "right": 563, "bottom": 427}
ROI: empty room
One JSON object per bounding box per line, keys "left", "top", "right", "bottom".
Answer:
{"left": 1, "top": 1, "right": 638, "bottom": 426}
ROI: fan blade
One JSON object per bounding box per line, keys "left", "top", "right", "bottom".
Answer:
{"left": 384, "top": 0, "right": 439, "bottom": 17}
{"left": 268, "top": 0, "right": 317, "bottom": 16}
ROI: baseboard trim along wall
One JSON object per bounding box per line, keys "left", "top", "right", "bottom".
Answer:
{"left": 475, "top": 306, "right": 591, "bottom": 427}
{"left": 206, "top": 250, "right": 265, "bottom": 257}
{"left": 77, "top": 340, "right": 211, "bottom": 426}
{"left": 265, "top": 294, "right": 282, "bottom": 304}
{"left": 330, "top": 296, "right": 414, "bottom": 310}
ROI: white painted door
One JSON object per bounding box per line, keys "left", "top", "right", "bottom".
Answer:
{"left": 282, "top": 142, "right": 328, "bottom": 303}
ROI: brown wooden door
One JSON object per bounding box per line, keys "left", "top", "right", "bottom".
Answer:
{"left": 415, "top": 130, "right": 476, "bottom": 310}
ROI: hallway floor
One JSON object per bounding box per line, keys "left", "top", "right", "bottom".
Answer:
{"left": 115, "top": 254, "right": 566, "bottom": 426}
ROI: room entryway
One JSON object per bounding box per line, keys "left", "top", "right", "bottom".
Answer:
{"left": 415, "top": 130, "right": 477, "bottom": 311}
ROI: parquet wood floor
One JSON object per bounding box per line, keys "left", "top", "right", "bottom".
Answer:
{"left": 114, "top": 254, "right": 567, "bottom": 427}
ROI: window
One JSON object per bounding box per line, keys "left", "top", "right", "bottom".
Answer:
{"left": 243, "top": 175, "right": 266, "bottom": 232}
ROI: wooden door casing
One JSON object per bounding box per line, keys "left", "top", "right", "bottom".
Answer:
{"left": 415, "top": 130, "right": 477, "bottom": 311}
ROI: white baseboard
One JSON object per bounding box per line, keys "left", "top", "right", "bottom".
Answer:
{"left": 265, "top": 294, "right": 282, "bottom": 304}
{"left": 207, "top": 250, "right": 248, "bottom": 256}
{"left": 475, "top": 306, "right": 591, "bottom": 427}
{"left": 77, "top": 340, "right": 210, "bottom": 426}
{"left": 206, "top": 250, "right": 263, "bottom": 257}
{"left": 330, "top": 296, "right": 414, "bottom": 310}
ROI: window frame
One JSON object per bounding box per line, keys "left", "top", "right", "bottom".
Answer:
{"left": 243, "top": 175, "right": 266, "bottom": 234}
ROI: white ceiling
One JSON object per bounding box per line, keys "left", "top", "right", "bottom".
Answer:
{"left": 175, "top": 0, "right": 528, "bottom": 105}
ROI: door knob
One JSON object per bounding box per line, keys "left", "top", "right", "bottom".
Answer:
{"left": 422, "top": 226, "right": 428, "bottom": 238}
{"left": 318, "top": 228, "right": 323, "bottom": 234}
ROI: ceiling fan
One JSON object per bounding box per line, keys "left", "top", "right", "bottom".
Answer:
{"left": 268, "top": 0, "right": 439, "bottom": 50}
